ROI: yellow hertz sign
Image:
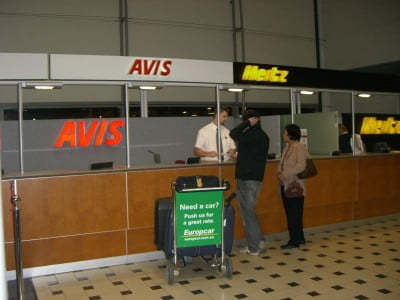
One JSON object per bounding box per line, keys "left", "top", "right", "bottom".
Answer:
{"left": 241, "top": 65, "right": 289, "bottom": 83}
{"left": 360, "top": 117, "right": 400, "bottom": 134}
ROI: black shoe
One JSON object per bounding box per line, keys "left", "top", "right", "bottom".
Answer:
{"left": 280, "top": 243, "right": 300, "bottom": 250}
{"left": 299, "top": 239, "right": 306, "bottom": 245}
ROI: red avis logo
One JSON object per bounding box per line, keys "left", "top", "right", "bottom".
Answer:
{"left": 54, "top": 120, "right": 124, "bottom": 148}
{"left": 128, "top": 59, "right": 172, "bottom": 76}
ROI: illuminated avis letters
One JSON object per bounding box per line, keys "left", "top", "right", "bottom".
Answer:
{"left": 54, "top": 120, "right": 124, "bottom": 148}
{"left": 128, "top": 59, "right": 172, "bottom": 76}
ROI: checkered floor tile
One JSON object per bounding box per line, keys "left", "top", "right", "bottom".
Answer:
{"left": 31, "top": 215, "right": 400, "bottom": 299}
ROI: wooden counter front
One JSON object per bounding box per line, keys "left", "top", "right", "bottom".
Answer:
{"left": 2, "top": 173, "right": 127, "bottom": 269}
{"left": 126, "top": 166, "right": 219, "bottom": 254}
{"left": 357, "top": 154, "right": 400, "bottom": 219}
{"left": 2, "top": 154, "right": 399, "bottom": 270}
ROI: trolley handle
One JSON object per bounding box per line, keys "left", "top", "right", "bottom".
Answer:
{"left": 176, "top": 186, "right": 227, "bottom": 193}
{"left": 172, "top": 178, "right": 230, "bottom": 192}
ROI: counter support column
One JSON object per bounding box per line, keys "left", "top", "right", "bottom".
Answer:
{"left": 351, "top": 92, "right": 356, "bottom": 155}
{"left": 10, "top": 180, "right": 25, "bottom": 300}
{"left": 0, "top": 146, "right": 9, "bottom": 300}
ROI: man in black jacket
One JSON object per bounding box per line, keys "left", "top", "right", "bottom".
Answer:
{"left": 230, "top": 110, "right": 270, "bottom": 255}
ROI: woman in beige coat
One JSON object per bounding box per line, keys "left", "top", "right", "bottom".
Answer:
{"left": 277, "top": 124, "right": 307, "bottom": 249}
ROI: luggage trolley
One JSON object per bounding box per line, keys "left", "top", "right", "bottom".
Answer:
{"left": 164, "top": 176, "right": 234, "bottom": 284}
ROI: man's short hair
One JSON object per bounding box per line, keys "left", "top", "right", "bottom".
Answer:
{"left": 212, "top": 107, "right": 230, "bottom": 117}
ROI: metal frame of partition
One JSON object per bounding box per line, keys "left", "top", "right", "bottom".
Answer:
{"left": 0, "top": 134, "right": 8, "bottom": 300}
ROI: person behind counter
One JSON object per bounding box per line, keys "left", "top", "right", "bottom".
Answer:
{"left": 338, "top": 123, "right": 352, "bottom": 153}
{"left": 338, "top": 123, "right": 366, "bottom": 154}
{"left": 277, "top": 124, "right": 307, "bottom": 250}
{"left": 194, "top": 107, "right": 236, "bottom": 162}
{"left": 230, "top": 109, "right": 270, "bottom": 256}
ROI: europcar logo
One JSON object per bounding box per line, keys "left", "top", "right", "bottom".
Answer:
{"left": 54, "top": 120, "right": 124, "bottom": 148}
{"left": 241, "top": 65, "right": 289, "bottom": 83}
{"left": 128, "top": 59, "right": 172, "bottom": 76}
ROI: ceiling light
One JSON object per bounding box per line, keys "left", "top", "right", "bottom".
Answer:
{"left": 219, "top": 84, "right": 247, "bottom": 92}
{"left": 22, "top": 82, "right": 63, "bottom": 90}
{"left": 357, "top": 93, "right": 371, "bottom": 98}
{"left": 227, "top": 88, "right": 244, "bottom": 92}
{"left": 128, "top": 82, "right": 164, "bottom": 90}
{"left": 300, "top": 90, "right": 314, "bottom": 95}
{"left": 139, "top": 86, "right": 157, "bottom": 90}
{"left": 35, "top": 85, "right": 55, "bottom": 90}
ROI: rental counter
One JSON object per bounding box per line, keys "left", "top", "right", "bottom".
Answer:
{"left": 2, "top": 153, "right": 400, "bottom": 271}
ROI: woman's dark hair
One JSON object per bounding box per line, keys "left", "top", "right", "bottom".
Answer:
{"left": 285, "top": 124, "right": 301, "bottom": 141}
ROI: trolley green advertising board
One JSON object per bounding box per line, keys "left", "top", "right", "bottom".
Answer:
{"left": 175, "top": 189, "right": 224, "bottom": 248}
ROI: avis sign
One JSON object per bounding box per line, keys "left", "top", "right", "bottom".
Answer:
{"left": 128, "top": 59, "right": 172, "bottom": 76}
{"left": 54, "top": 120, "right": 124, "bottom": 148}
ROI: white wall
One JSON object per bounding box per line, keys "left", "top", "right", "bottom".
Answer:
{"left": 0, "top": 0, "right": 398, "bottom": 112}
{"left": 127, "top": 0, "right": 234, "bottom": 61}
{"left": 324, "top": 93, "right": 400, "bottom": 117}
{"left": 242, "top": 0, "right": 316, "bottom": 66}
{"left": 0, "top": 0, "right": 120, "bottom": 55}
{"left": 321, "top": 0, "right": 400, "bottom": 69}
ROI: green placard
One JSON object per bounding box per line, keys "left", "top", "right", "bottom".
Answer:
{"left": 175, "top": 190, "right": 223, "bottom": 248}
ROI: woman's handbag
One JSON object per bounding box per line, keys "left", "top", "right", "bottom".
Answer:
{"left": 285, "top": 181, "right": 304, "bottom": 198}
{"left": 297, "top": 158, "right": 318, "bottom": 179}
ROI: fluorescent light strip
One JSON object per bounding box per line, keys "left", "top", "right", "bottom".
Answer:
{"left": 357, "top": 93, "right": 371, "bottom": 98}
{"left": 139, "top": 86, "right": 157, "bottom": 90}
{"left": 227, "top": 88, "right": 244, "bottom": 92}
{"left": 300, "top": 90, "right": 314, "bottom": 95}
{"left": 34, "top": 86, "right": 55, "bottom": 90}
{"left": 22, "top": 82, "right": 63, "bottom": 90}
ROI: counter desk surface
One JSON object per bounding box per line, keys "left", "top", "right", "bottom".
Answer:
{"left": 1, "top": 152, "right": 399, "bottom": 271}
{"left": 2, "top": 151, "right": 398, "bottom": 180}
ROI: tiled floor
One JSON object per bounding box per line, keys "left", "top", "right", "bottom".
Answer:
{"left": 32, "top": 216, "right": 400, "bottom": 299}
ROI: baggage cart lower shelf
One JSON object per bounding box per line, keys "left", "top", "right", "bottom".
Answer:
{"left": 165, "top": 255, "right": 233, "bottom": 285}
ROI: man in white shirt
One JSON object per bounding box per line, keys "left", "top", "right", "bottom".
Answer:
{"left": 194, "top": 107, "right": 236, "bottom": 162}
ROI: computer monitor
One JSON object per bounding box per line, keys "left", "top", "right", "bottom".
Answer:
{"left": 186, "top": 157, "right": 200, "bottom": 164}
{"left": 89, "top": 161, "right": 113, "bottom": 170}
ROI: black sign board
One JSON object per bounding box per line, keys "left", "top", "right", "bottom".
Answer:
{"left": 233, "top": 62, "right": 400, "bottom": 93}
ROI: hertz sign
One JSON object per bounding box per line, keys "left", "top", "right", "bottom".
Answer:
{"left": 234, "top": 63, "right": 290, "bottom": 86}
{"left": 360, "top": 117, "right": 400, "bottom": 134}
{"left": 233, "top": 62, "right": 400, "bottom": 92}
{"left": 241, "top": 65, "right": 289, "bottom": 83}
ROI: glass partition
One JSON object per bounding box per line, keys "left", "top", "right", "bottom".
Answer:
{"left": 0, "top": 85, "right": 19, "bottom": 174}
{"left": 19, "top": 84, "right": 126, "bottom": 172}
{"left": 128, "top": 85, "right": 227, "bottom": 166}
{"left": 318, "top": 91, "right": 354, "bottom": 155}
{"left": 219, "top": 87, "right": 294, "bottom": 186}
{"left": 3, "top": 80, "right": 396, "bottom": 174}
{"left": 281, "top": 111, "right": 339, "bottom": 155}
{"left": 346, "top": 94, "right": 400, "bottom": 152}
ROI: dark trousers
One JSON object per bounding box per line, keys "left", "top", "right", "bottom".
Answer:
{"left": 280, "top": 186, "right": 305, "bottom": 245}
